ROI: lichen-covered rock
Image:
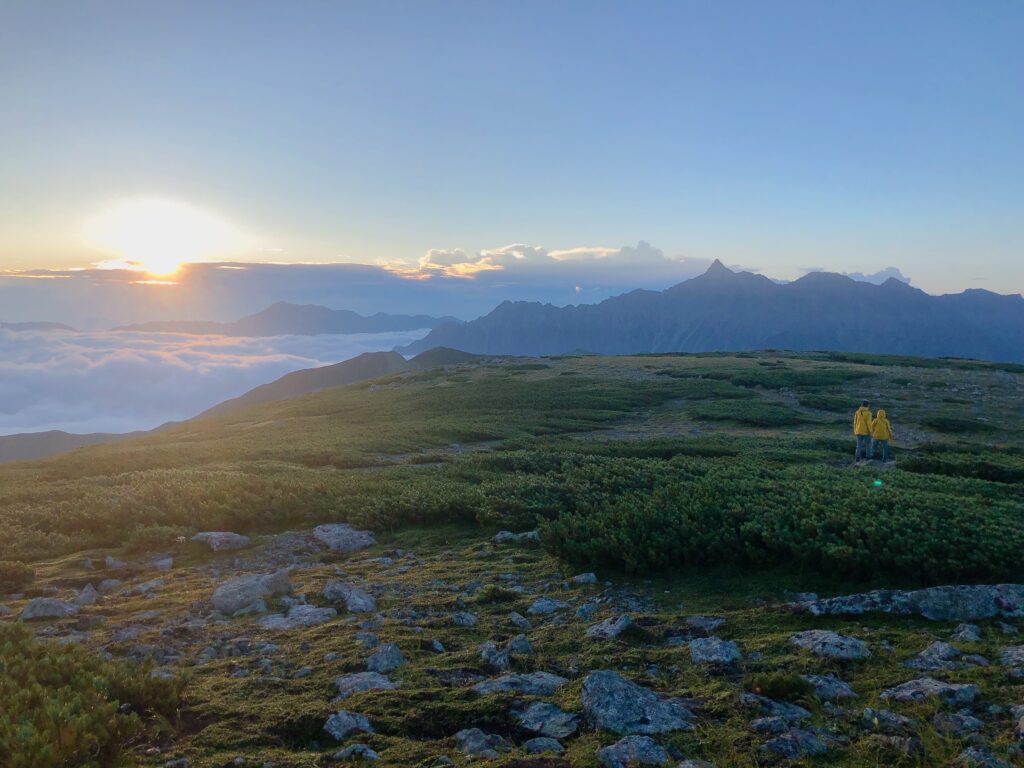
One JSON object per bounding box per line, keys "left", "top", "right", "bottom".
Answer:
{"left": 508, "top": 611, "right": 532, "bottom": 630}
{"left": 367, "top": 643, "right": 405, "bottom": 673}
{"left": 586, "top": 615, "right": 633, "bottom": 640}
{"left": 514, "top": 701, "right": 579, "bottom": 738}
{"left": 954, "top": 747, "right": 1012, "bottom": 768}
{"left": 191, "top": 531, "right": 250, "bottom": 551}
{"left": 211, "top": 570, "right": 291, "bottom": 615}
{"left": 453, "top": 728, "right": 511, "bottom": 758}
{"left": 258, "top": 604, "right": 337, "bottom": 630}
{"left": 862, "top": 734, "right": 923, "bottom": 757}
{"left": 760, "top": 728, "right": 829, "bottom": 759}
{"left": 790, "top": 629, "right": 870, "bottom": 659}
{"left": 528, "top": 596, "right": 569, "bottom": 615}
{"left": 803, "top": 674, "right": 856, "bottom": 702}
{"left": 322, "top": 581, "right": 376, "bottom": 613}
{"left": 932, "top": 711, "right": 983, "bottom": 736}
{"left": 331, "top": 743, "right": 380, "bottom": 761}
{"left": 596, "top": 735, "right": 671, "bottom": 768}
{"left": 471, "top": 671, "right": 568, "bottom": 696}
{"left": 689, "top": 637, "right": 741, "bottom": 665}
{"left": 685, "top": 616, "right": 725, "bottom": 636}
{"left": 479, "top": 641, "right": 510, "bottom": 672}
{"left": 904, "top": 640, "right": 962, "bottom": 670}
{"left": 20, "top": 598, "right": 78, "bottom": 621}
{"left": 524, "top": 737, "right": 564, "bottom": 754}
{"left": 952, "top": 623, "right": 982, "bottom": 642}
{"left": 313, "top": 524, "right": 375, "bottom": 553}
{"left": 999, "top": 645, "right": 1024, "bottom": 667}
{"left": 74, "top": 584, "right": 98, "bottom": 606}
{"left": 493, "top": 530, "right": 540, "bottom": 545}
{"left": 334, "top": 671, "right": 397, "bottom": 699}
{"left": 323, "top": 710, "right": 372, "bottom": 740}
{"left": 861, "top": 707, "right": 916, "bottom": 734}
{"left": 581, "top": 670, "right": 694, "bottom": 735}
{"left": 880, "top": 677, "right": 979, "bottom": 706}
{"left": 740, "top": 694, "right": 810, "bottom": 724}
{"left": 572, "top": 572, "right": 598, "bottom": 585}
{"left": 451, "top": 611, "right": 477, "bottom": 627}
{"left": 794, "top": 584, "right": 1024, "bottom": 621}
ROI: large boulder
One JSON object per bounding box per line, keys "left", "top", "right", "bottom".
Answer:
{"left": 313, "top": 524, "right": 375, "bottom": 553}
{"left": 803, "top": 674, "right": 856, "bottom": 702}
{"left": 211, "top": 570, "right": 291, "bottom": 615}
{"left": 596, "top": 735, "right": 671, "bottom": 767}
{"left": 322, "top": 581, "right": 376, "bottom": 613}
{"left": 794, "top": 584, "right": 1024, "bottom": 621}
{"left": 880, "top": 677, "right": 979, "bottom": 706}
{"left": 514, "top": 701, "right": 580, "bottom": 739}
{"left": 581, "top": 670, "right": 694, "bottom": 735}
{"left": 366, "top": 643, "right": 405, "bottom": 673}
{"left": 454, "top": 728, "right": 511, "bottom": 758}
{"left": 323, "top": 710, "right": 372, "bottom": 741}
{"left": 527, "top": 597, "right": 569, "bottom": 615}
{"left": 586, "top": 615, "right": 634, "bottom": 640}
{"left": 689, "top": 637, "right": 741, "bottom": 665}
{"left": 191, "top": 532, "right": 250, "bottom": 551}
{"left": 789, "top": 630, "right": 870, "bottom": 660}
{"left": 20, "top": 598, "right": 78, "bottom": 621}
{"left": 257, "top": 604, "right": 336, "bottom": 630}
{"left": 334, "top": 671, "right": 397, "bottom": 700}
{"left": 471, "top": 672, "right": 568, "bottom": 696}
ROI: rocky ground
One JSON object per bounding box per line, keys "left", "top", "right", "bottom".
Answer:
{"left": 5, "top": 523, "right": 1024, "bottom": 767}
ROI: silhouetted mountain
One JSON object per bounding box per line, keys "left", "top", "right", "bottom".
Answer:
{"left": 402, "top": 261, "right": 1024, "bottom": 363}
{"left": 116, "top": 302, "right": 459, "bottom": 336}
{"left": 0, "top": 430, "right": 143, "bottom": 463}
{"left": 1, "top": 321, "right": 76, "bottom": 332}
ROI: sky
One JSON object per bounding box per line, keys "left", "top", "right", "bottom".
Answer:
{"left": 1, "top": 0, "right": 1023, "bottom": 310}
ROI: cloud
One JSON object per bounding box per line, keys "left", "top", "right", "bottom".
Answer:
{"left": 0, "top": 327, "right": 429, "bottom": 435}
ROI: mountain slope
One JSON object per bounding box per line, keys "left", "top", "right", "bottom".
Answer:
{"left": 117, "top": 302, "right": 458, "bottom": 336}
{"left": 402, "top": 261, "right": 1024, "bottom": 362}
{"left": 0, "top": 429, "right": 144, "bottom": 463}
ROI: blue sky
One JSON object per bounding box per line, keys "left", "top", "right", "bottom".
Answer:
{"left": 1, "top": 0, "right": 1022, "bottom": 296}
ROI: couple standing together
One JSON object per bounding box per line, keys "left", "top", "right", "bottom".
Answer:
{"left": 853, "top": 400, "right": 894, "bottom": 463}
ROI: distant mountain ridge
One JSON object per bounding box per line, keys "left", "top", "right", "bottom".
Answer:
{"left": 1, "top": 321, "right": 76, "bottom": 332}
{"left": 402, "top": 261, "right": 1024, "bottom": 363}
{"left": 117, "top": 302, "right": 459, "bottom": 336}
{"left": 0, "top": 430, "right": 145, "bottom": 463}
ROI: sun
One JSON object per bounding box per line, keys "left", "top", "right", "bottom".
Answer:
{"left": 84, "top": 198, "right": 249, "bottom": 276}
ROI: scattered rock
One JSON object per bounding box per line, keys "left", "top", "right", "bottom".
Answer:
{"left": 105, "top": 556, "right": 126, "bottom": 569}
{"left": 322, "top": 582, "right": 376, "bottom": 613}
{"left": 192, "top": 532, "right": 251, "bottom": 551}
{"left": 861, "top": 707, "right": 916, "bottom": 734}
{"left": 471, "top": 671, "right": 568, "bottom": 696}
{"left": 258, "top": 604, "right": 337, "bottom": 630}
{"left": 794, "top": 584, "right": 1024, "bottom": 621}
{"left": 453, "top": 728, "right": 511, "bottom": 758}
{"left": 479, "top": 641, "right": 510, "bottom": 672}
{"left": 684, "top": 616, "right": 725, "bottom": 636}
{"left": 331, "top": 743, "right": 380, "bottom": 761}
{"left": 571, "top": 572, "right": 598, "bottom": 585}
{"left": 952, "top": 623, "right": 982, "bottom": 642}
{"left": 451, "top": 611, "right": 477, "bottom": 627}
{"left": 863, "top": 734, "right": 923, "bottom": 757}
{"left": 507, "top": 633, "right": 533, "bottom": 656}
{"left": 932, "top": 710, "right": 983, "bottom": 736}
{"left": 367, "top": 643, "right": 405, "bottom": 673}
{"left": 904, "top": 640, "right": 962, "bottom": 670}
{"left": 528, "top": 597, "right": 569, "bottom": 615}
{"left": 954, "top": 747, "right": 1012, "bottom": 768}
{"left": 75, "top": 584, "right": 98, "bottom": 606}
{"left": 524, "top": 737, "right": 563, "bottom": 754}
{"left": 98, "top": 578, "right": 123, "bottom": 594}
{"left": 789, "top": 629, "right": 870, "bottom": 660}
{"left": 880, "top": 677, "right": 979, "bottom": 706}
{"left": 211, "top": 570, "right": 291, "bottom": 615}
{"left": 576, "top": 602, "right": 599, "bottom": 620}
{"left": 581, "top": 670, "right": 693, "bottom": 735}
{"left": 760, "top": 728, "right": 829, "bottom": 759}
{"left": 493, "top": 530, "right": 540, "bottom": 545}
{"left": 127, "top": 578, "right": 165, "bottom": 596}
{"left": 689, "top": 637, "right": 741, "bottom": 665}
{"left": 19, "top": 598, "right": 78, "bottom": 621}
{"left": 514, "top": 701, "right": 580, "bottom": 738}
{"left": 314, "top": 524, "right": 376, "bottom": 554}
{"left": 323, "top": 711, "right": 373, "bottom": 741}
{"left": 586, "top": 615, "right": 634, "bottom": 640}
{"left": 999, "top": 645, "right": 1024, "bottom": 667}
{"left": 740, "top": 694, "right": 810, "bottom": 724}
{"left": 751, "top": 717, "right": 788, "bottom": 735}
{"left": 151, "top": 556, "right": 173, "bottom": 572}
{"left": 803, "top": 674, "right": 856, "bottom": 702}
{"left": 335, "top": 672, "right": 397, "bottom": 699}
{"left": 508, "top": 611, "right": 532, "bottom": 630}
{"left": 596, "top": 735, "right": 671, "bottom": 767}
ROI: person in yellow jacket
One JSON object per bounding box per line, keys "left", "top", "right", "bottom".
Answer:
{"left": 853, "top": 400, "right": 873, "bottom": 461}
{"left": 868, "top": 408, "right": 894, "bottom": 463}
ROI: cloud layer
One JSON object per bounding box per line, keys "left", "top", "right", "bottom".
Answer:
{"left": 0, "top": 327, "right": 428, "bottom": 435}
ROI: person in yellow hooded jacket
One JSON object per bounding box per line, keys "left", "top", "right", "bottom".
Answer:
{"left": 868, "top": 408, "right": 894, "bottom": 463}
{"left": 853, "top": 400, "right": 872, "bottom": 461}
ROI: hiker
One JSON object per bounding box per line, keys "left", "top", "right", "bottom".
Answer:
{"left": 869, "top": 408, "right": 894, "bottom": 462}
{"left": 853, "top": 400, "right": 872, "bottom": 461}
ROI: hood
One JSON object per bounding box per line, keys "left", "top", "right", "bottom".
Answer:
{"left": 876, "top": 409, "right": 887, "bottom": 419}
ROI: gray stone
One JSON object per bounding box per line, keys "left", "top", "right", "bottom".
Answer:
{"left": 151, "top": 556, "right": 173, "bottom": 572}
{"left": 75, "top": 583, "right": 98, "bottom": 606}
{"left": 453, "top": 728, "right": 511, "bottom": 758}
{"left": 581, "top": 670, "right": 694, "bottom": 735}
{"left": 954, "top": 747, "right": 1012, "bottom": 767}
{"left": 904, "top": 640, "right": 962, "bottom": 670}
{"left": 331, "top": 743, "right": 379, "bottom": 761}
{"left": 740, "top": 694, "right": 810, "bottom": 723}
{"left": 313, "top": 524, "right": 376, "bottom": 554}
{"left": 471, "top": 671, "right": 568, "bottom": 696}
{"left": 586, "top": 615, "right": 634, "bottom": 640}
{"left": 322, "top": 582, "right": 376, "bottom": 613}
{"left": 751, "top": 717, "right": 788, "bottom": 735}
{"left": 479, "top": 641, "right": 510, "bottom": 672}
{"left": 528, "top": 597, "right": 569, "bottom": 615}
{"left": 861, "top": 707, "right": 916, "bottom": 734}
{"left": 334, "top": 671, "right": 397, "bottom": 699}
{"left": 684, "top": 616, "right": 725, "bottom": 636}
{"left": 233, "top": 599, "right": 267, "bottom": 616}
{"left": 760, "top": 728, "right": 829, "bottom": 759}
{"left": 803, "top": 674, "right": 856, "bottom": 702}
{"left": 596, "top": 735, "right": 671, "bottom": 768}
{"left": 933, "top": 711, "right": 983, "bottom": 736}
{"left": 323, "top": 710, "right": 372, "bottom": 741}
{"left": 1000, "top": 645, "right": 1024, "bottom": 667}
{"left": 105, "top": 556, "right": 126, "bottom": 569}
{"left": 514, "top": 701, "right": 579, "bottom": 738}
{"left": 450, "top": 611, "right": 477, "bottom": 627}
{"left": 952, "top": 623, "right": 982, "bottom": 642}
{"left": 789, "top": 629, "right": 870, "bottom": 660}
{"left": 367, "top": 643, "right": 405, "bottom": 673}
{"left": 127, "top": 578, "right": 165, "bottom": 595}
{"left": 508, "top": 611, "right": 532, "bottom": 630}
{"left": 192, "top": 531, "right": 250, "bottom": 551}
{"left": 524, "top": 737, "right": 563, "bottom": 754}
{"left": 794, "top": 584, "right": 1024, "bottom": 621}
{"left": 493, "top": 530, "right": 540, "bottom": 545}
{"left": 863, "top": 734, "right": 923, "bottom": 756}
{"left": 507, "top": 633, "right": 533, "bottom": 656}
{"left": 576, "top": 602, "right": 599, "bottom": 620}
{"left": 211, "top": 570, "right": 291, "bottom": 615}
{"left": 880, "top": 677, "right": 979, "bottom": 706}
{"left": 258, "top": 604, "right": 336, "bottom": 630}
{"left": 689, "top": 637, "right": 741, "bottom": 665}
{"left": 98, "top": 578, "right": 123, "bottom": 593}
{"left": 572, "top": 572, "right": 598, "bottom": 585}
{"left": 20, "top": 597, "right": 78, "bottom": 620}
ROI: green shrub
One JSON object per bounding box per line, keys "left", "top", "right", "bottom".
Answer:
{"left": 0, "top": 622, "right": 183, "bottom": 767}
{"left": 0, "top": 560, "right": 33, "bottom": 593}
{"left": 747, "top": 672, "right": 815, "bottom": 702}
{"left": 688, "top": 399, "right": 807, "bottom": 427}
{"left": 919, "top": 416, "right": 996, "bottom": 434}
{"left": 797, "top": 393, "right": 855, "bottom": 412}
{"left": 126, "top": 524, "right": 191, "bottom": 553}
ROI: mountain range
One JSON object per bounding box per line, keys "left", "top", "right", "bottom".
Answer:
{"left": 116, "top": 302, "right": 458, "bottom": 336}
{"left": 402, "top": 261, "right": 1024, "bottom": 362}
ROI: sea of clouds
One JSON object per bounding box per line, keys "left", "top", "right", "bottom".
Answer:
{"left": 0, "top": 327, "right": 429, "bottom": 435}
